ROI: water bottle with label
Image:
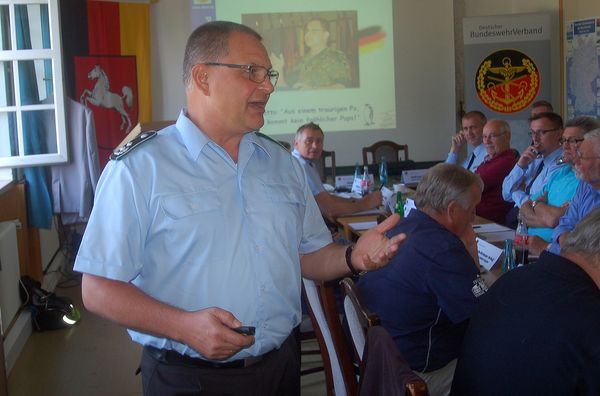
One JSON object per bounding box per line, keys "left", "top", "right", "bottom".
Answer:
{"left": 361, "top": 165, "right": 370, "bottom": 197}
{"left": 379, "top": 156, "right": 388, "bottom": 188}
{"left": 354, "top": 162, "right": 360, "bottom": 181}
{"left": 514, "top": 211, "right": 529, "bottom": 266}
{"left": 501, "top": 239, "right": 515, "bottom": 273}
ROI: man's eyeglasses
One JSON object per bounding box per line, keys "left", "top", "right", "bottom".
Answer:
{"left": 202, "top": 62, "right": 279, "bottom": 87}
{"left": 528, "top": 128, "right": 560, "bottom": 137}
{"left": 559, "top": 137, "right": 584, "bottom": 145}
{"left": 575, "top": 149, "right": 600, "bottom": 160}
{"left": 483, "top": 131, "right": 506, "bottom": 140}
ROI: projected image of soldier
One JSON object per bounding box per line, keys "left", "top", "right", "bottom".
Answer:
{"left": 271, "top": 16, "right": 354, "bottom": 90}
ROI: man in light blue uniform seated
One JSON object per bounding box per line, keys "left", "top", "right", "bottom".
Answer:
{"left": 445, "top": 111, "right": 488, "bottom": 173}
{"left": 520, "top": 116, "right": 600, "bottom": 254}
{"left": 549, "top": 129, "right": 600, "bottom": 254}
{"left": 502, "top": 112, "right": 566, "bottom": 227}
{"left": 291, "top": 122, "right": 382, "bottom": 219}
{"left": 73, "top": 21, "right": 405, "bottom": 396}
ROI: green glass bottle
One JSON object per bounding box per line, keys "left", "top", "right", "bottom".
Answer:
{"left": 395, "top": 191, "right": 404, "bottom": 217}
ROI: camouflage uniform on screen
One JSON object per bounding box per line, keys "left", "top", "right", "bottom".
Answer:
{"left": 288, "top": 47, "right": 352, "bottom": 89}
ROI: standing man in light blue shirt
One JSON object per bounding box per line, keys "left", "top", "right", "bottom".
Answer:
{"left": 445, "top": 111, "right": 488, "bottom": 173}
{"left": 291, "top": 122, "right": 382, "bottom": 219}
{"left": 73, "top": 21, "right": 405, "bottom": 396}
{"left": 502, "top": 112, "right": 565, "bottom": 227}
{"left": 549, "top": 129, "right": 600, "bottom": 254}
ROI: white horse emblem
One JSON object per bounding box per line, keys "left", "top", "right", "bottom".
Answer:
{"left": 80, "top": 64, "right": 133, "bottom": 132}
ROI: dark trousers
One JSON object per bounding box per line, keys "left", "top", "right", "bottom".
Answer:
{"left": 140, "top": 334, "right": 299, "bottom": 396}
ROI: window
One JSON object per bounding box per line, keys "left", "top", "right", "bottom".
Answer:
{"left": 0, "top": 0, "right": 67, "bottom": 169}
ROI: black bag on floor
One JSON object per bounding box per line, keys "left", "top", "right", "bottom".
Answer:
{"left": 19, "top": 276, "right": 81, "bottom": 331}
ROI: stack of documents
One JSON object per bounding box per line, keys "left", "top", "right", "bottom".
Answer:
{"left": 473, "top": 223, "right": 514, "bottom": 243}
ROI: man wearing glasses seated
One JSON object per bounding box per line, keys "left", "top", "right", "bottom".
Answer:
{"left": 451, "top": 207, "right": 600, "bottom": 396}
{"left": 547, "top": 128, "right": 600, "bottom": 254}
{"left": 502, "top": 112, "right": 566, "bottom": 227}
{"left": 291, "top": 122, "right": 382, "bottom": 219}
{"left": 520, "top": 116, "right": 600, "bottom": 254}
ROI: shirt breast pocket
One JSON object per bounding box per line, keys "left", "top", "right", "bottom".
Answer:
{"left": 264, "top": 183, "right": 305, "bottom": 208}
{"left": 160, "top": 190, "right": 221, "bottom": 219}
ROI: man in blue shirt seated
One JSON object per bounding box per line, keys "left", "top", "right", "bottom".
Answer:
{"left": 358, "top": 163, "right": 487, "bottom": 396}
{"left": 548, "top": 128, "right": 600, "bottom": 254}
{"left": 73, "top": 21, "right": 406, "bottom": 396}
{"left": 445, "top": 111, "right": 487, "bottom": 172}
{"left": 502, "top": 112, "right": 566, "bottom": 227}
{"left": 451, "top": 207, "right": 600, "bottom": 396}
{"left": 520, "top": 116, "right": 600, "bottom": 254}
{"left": 291, "top": 122, "right": 382, "bottom": 219}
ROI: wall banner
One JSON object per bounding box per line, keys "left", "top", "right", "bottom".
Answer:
{"left": 463, "top": 13, "right": 551, "bottom": 153}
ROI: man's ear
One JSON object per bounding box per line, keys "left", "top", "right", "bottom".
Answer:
{"left": 191, "top": 64, "right": 209, "bottom": 94}
{"left": 446, "top": 200, "right": 460, "bottom": 224}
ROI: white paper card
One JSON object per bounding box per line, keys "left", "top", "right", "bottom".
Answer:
{"left": 335, "top": 175, "right": 355, "bottom": 190}
{"left": 381, "top": 186, "right": 394, "bottom": 212}
{"left": 349, "top": 221, "right": 378, "bottom": 231}
{"left": 404, "top": 198, "right": 416, "bottom": 217}
{"left": 476, "top": 237, "right": 503, "bottom": 271}
{"left": 472, "top": 223, "right": 512, "bottom": 233}
{"left": 401, "top": 169, "right": 427, "bottom": 185}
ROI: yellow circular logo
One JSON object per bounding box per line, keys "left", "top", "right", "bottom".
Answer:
{"left": 476, "top": 49, "right": 540, "bottom": 114}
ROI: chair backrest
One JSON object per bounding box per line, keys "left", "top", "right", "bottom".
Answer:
{"left": 318, "top": 150, "right": 336, "bottom": 182}
{"left": 302, "top": 278, "right": 358, "bottom": 396}
{"left": 341, "top": 278, "right": 428, "bottom": 396}
{"left": 340, "top": 277, "right": 380, "bottom": 363}
{"left": 362, "top": 141, "right": 409, "bottom": 165}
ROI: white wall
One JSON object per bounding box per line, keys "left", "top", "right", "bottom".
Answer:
{"left": 149, "top": 0, "right": 457, "bottom": 165}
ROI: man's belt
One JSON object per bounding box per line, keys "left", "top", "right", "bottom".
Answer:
{"left": 144, "top": 345, "right": 267, "bottom": 369}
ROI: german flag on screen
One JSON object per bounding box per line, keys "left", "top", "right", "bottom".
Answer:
{"left": 359, "top": 26, "right": 387, "bottom": 55}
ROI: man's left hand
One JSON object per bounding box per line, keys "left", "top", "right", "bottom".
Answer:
{"left": 352, "top": 214, "right": 406, "bottom": 271}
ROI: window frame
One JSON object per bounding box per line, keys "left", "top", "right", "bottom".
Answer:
{"left": 0, "top": 0, "right": 68, "bottom": 169}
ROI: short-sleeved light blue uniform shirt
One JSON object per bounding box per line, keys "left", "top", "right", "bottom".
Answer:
{"left": 291, "top": 148, "right": 325, "bottom": 196}
{"left": 502, "top": 148, "right": 565, "bottom": 207}
{"left": 528, "top": 166, "right": 580, "bottom": 242}
{"left": 74, "top": 110, "right": 332, "bottom": 360}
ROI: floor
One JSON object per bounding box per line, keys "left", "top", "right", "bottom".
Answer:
{"left": 7, "top": 271, "right": 327, "bottom": 396}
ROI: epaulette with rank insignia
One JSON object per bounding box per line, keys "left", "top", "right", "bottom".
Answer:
{"left": 255, "top": 132, "right": 290, "bottom": 152}
{"left": 110, "top": 130, "right": 157, "bottom": 160}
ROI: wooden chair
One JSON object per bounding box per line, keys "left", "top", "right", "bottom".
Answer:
{"left": 302, "top": 278, "right": 358, "bottom": 396}
{"left": 362, "top": 141, "right": 409, "bottom": 165}
{"left": 318, "top": 150, "right": 336, "bottom": 182}
{"left": 340, "top": 278, "right": 428, "bottom": 396}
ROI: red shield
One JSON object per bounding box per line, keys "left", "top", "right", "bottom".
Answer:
{"left": 75, "top": 56, "right": 138, "bottom": 169}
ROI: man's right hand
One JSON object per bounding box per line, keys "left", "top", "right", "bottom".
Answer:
{"left": 181, "top": 307, "right": 255, "bottom": 361}
{"left": 517, "top": 145, "right": 539, "bottom": 168}
{"left": 450, "top": 132, "right": 466, "bottom": 153}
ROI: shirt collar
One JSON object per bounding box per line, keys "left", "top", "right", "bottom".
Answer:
{"left": 176, "top": 109, "right": 269, "bottom": 161}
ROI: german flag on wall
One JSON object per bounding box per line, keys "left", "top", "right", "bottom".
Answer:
{"left": 60, "top": 0, "right": 150, "bottom": 168}
{"left": 60, "top": 0, "right": 150, "bottom": 123}
{"left": 87, "top": 0, "right": 151, "bottom": 123}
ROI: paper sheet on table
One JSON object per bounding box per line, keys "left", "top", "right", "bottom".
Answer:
{"left": 349, "top": 221, "right": 378, "bottom": 231}
{"left": 473, "top": 223, "right": 512, "bottom": 233}
{"left": 476, "top": 237, "right": 503, "bottom": 271}
{"left": 473, "top": 223, "right": 514, "bottom": 243}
